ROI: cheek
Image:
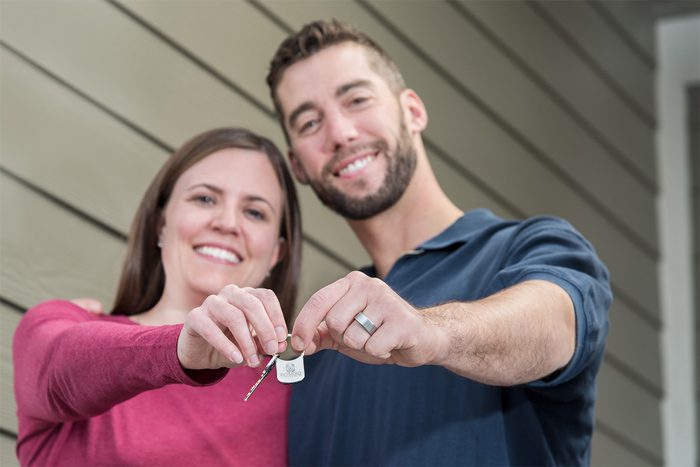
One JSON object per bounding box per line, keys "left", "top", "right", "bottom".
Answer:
{"left": 294, "top": 139, "right": 325, "bottom": 167}
{"left": 166, "top": 207, "right": 206, "bottom": 241}
{"left": 250, "top": 225, "right": 281, "bottom": 262}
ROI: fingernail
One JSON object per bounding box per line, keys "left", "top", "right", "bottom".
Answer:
{"left": 249, "top": 355, "right": 260, "bottom": 367}
{"left": 292, "top": 335, "right": 304, "bottom": 351}
{"left": 231, "top": 351, "right": 243, "bottom": 364}
{"left": 275, "top": 326, "right": 287, "bottom": 342}
{"left": 265, "top": 340, "right": 278, "bottom": 355}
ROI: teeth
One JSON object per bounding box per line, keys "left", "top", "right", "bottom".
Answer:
{"left": 195, "top": 246, "right": 240, "bottom": 264}
{"left": 338, "top": 155, "right": 375, "bottom": 176}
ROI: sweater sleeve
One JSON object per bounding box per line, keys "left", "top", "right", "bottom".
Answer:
{"left": 13, "top": 300, "right": 227, "bottom": 423}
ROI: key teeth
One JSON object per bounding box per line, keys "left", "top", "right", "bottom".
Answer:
{"left": 243, "top": 355, "right": 279, "bottom": 401}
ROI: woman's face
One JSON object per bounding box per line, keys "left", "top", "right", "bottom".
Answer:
{"left": 159, "top": 148, "right": 284, "bottom": 306}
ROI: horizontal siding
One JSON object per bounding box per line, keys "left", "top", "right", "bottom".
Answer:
{"left": 591, "top": 428, "right": 657, "bottom": 467}
{"left": 463, "top": 0, "right": 656, "bottom": 187}
{"left": 596, "top": 362, "right": 663, "bottom": 459}
{"left": 532, "top": 0, "right": 655, "bottom": 122}
{"left": 0, "top": 432, "right": 19, "bottom": 467}
{"left": 606, "top": 300, "right": 661, "bottom": 390}
{"left": 0, "top": 173, "right": 125, "bottom": 308}
{"left": 587, "top": 0, "right": 656, "bottom": 70}
{"left": 0, "top": 46, "right": 164, "bottom": 233}
{"left": 0, "top": 304, "right": 20, "bottom": 435}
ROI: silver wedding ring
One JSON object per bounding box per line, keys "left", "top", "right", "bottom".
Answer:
{"left": 354, "top": 311, "right": 377, "bottom": 336}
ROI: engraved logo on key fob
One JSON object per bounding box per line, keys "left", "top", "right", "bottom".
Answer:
{"left": 276, "top": 335, "right": 304, "bottom": 384}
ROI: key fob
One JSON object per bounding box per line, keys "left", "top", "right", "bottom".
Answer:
{"left": 276, "top": 336, "right": 304, "bottom": 383}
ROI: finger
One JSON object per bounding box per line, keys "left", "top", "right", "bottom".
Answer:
{"left": 361, "top": 323, "right": 397, "bottom": 361}
{"left": 185, "top": 306, "right": 243, "bottom": 366}
{"left": 223, "top": 287, "right": 279, "bottom": 356}
{"left": 206, "top": 295, "right": 261, "bottom": 367}
{"left": 242, "top": 287, "right": 288, "bottom": 344}
{"left": 339, "top": 347, "right": 391, "bottom": 365}
{"left": 292, "top": 274, "right": 354, "bottom": 351}
{"left": 322, "top": 288, "right": 373, "bottom": 351}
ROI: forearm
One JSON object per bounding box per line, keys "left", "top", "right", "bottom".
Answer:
{"left": 14, "top": 304, "right": 209, "bottom": 422}
{"left": 423, "top": 280, "right": 575, "bottom": 386}
{"left": 43, "top": 322, "right": 186, "bottom": 419}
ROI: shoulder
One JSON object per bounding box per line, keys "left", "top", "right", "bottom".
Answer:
{"left": 499, "top": 215, "right": 593, "bottom": 253}
{"left": 24, "top": 299, "right": 96, "bottom": 320}
{"left": 459, "top": 211, "right": 586, "bottom": 251}
{"left": 17, "top": 299, "right": 112, "bottom": 335}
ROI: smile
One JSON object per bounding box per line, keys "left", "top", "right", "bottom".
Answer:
{"left": 195, "top": 246, "right": 241, "bottom": 264}
{"left": 336, "top": 153, "right": 377, "bottom": 177}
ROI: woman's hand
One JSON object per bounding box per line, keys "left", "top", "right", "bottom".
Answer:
{"left": 177, "top": 285, "right": 288, "bottom": 370}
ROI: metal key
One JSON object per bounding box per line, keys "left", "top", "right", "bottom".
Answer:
{"left": 244, "top": 354, "right": 278, "bottom": 402}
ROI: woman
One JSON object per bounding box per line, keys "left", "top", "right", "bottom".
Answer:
{"left": 13, "top": 128, "right": 302, "bottom": 466}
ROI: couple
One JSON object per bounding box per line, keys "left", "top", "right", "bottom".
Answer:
{"left": 13, "top": 20, "right": 611, "bottom": 466}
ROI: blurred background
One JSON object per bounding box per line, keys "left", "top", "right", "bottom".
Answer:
{"left": 1, "top": 1, "right": 699, "bottom": 465}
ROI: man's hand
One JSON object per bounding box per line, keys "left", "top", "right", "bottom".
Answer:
{"left": 178, "top": 285, "right": 288, "bottom": 370}
{"left": 291, "top": 271, "right": 448, "bottom": 367}
{"left": 70, "top": 298, "right": 105, "bottom": 314}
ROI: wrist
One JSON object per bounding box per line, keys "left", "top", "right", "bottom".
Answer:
{"left": 416, "top": 306, "right": 452, "bottom": 366}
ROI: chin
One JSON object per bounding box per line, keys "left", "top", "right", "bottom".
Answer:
{"left": 192, "top": 278, "right": 236, "bottom": 296}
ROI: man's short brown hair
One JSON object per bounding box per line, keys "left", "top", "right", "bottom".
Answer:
{"left": 266, "top": 19, "right": 406, "bottom": 140}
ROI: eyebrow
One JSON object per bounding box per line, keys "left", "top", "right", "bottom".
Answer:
{"left": 287, "top": 79, "right": 375, "bottom": 130}
{"left": 186, "top": 183, "right": 277, "bottom": 212}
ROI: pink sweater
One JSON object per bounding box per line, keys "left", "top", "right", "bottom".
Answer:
{"left": 13, "top": 300, "right": 290, "bottom": 466}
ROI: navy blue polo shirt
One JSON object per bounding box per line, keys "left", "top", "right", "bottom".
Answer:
{"left": 289, "top": 209, "right": 611, "bottom": 466}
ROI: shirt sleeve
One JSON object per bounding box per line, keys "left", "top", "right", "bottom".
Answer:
{"left": 13, "top": 300, "right": 228, "bottom": 423}
{"left": 492, "top": 216, "right": 612, "bottom": 387}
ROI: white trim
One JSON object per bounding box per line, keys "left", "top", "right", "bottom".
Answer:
{"left": 657, "top": 13, "right": 700, "bottom": 467}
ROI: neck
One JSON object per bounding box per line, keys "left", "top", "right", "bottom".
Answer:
{"left": 348, "top": 147, "right": 462, "bottom": 278}
{"left": 130, "top": 286, "right": 202, "bottom": 326}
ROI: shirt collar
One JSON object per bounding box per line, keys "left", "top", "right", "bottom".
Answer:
{"left": 360, "top": 209, "right": 501, "bottom": 277}
{"left": 418, "top": 209, "right": 497, "bottom": 251}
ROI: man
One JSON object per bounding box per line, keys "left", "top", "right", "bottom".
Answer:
{"left": 267, "top": 20, "right": 611, "bottom": 466}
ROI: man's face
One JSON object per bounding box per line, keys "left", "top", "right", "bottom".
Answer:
{"left": 276, "top": 43, "right": 417, "bottom": 220}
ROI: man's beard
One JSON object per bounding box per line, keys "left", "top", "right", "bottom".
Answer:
{"left": 305, "top": 120, "right": 417, "bottom": 220}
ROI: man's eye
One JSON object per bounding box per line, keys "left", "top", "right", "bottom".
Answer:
{"left": 299, "top": 119, "right": 319, "bottom": 134}
{"left": 351, "top": 96, "right": 369, "bottom": 105}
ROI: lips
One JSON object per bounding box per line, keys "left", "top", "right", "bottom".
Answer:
{"left": 194, "top": 245, "right": 241, "bottom": 264}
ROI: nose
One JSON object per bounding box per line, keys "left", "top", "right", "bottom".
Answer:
{"left": 324, "top": 109, "right": 359, "bottom": 153}
{"left": 211, "top": 205, "right": 241, "bottom": 235}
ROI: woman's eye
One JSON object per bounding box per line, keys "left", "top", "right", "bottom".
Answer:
{"left": 191, "top": 194, "right": 215, "bottom": 205}
{"left": 246, "top": 208, "right": 266, "bottom": 221}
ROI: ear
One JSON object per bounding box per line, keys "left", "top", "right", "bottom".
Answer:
{"left": 157, "top": 213, "right": 166, "bottom": 246}
{"left": 288, "top": 149, "right": 309, "bottom": 185}
{"left": 399, "top": 89, "right": 428, "bottom": 133}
